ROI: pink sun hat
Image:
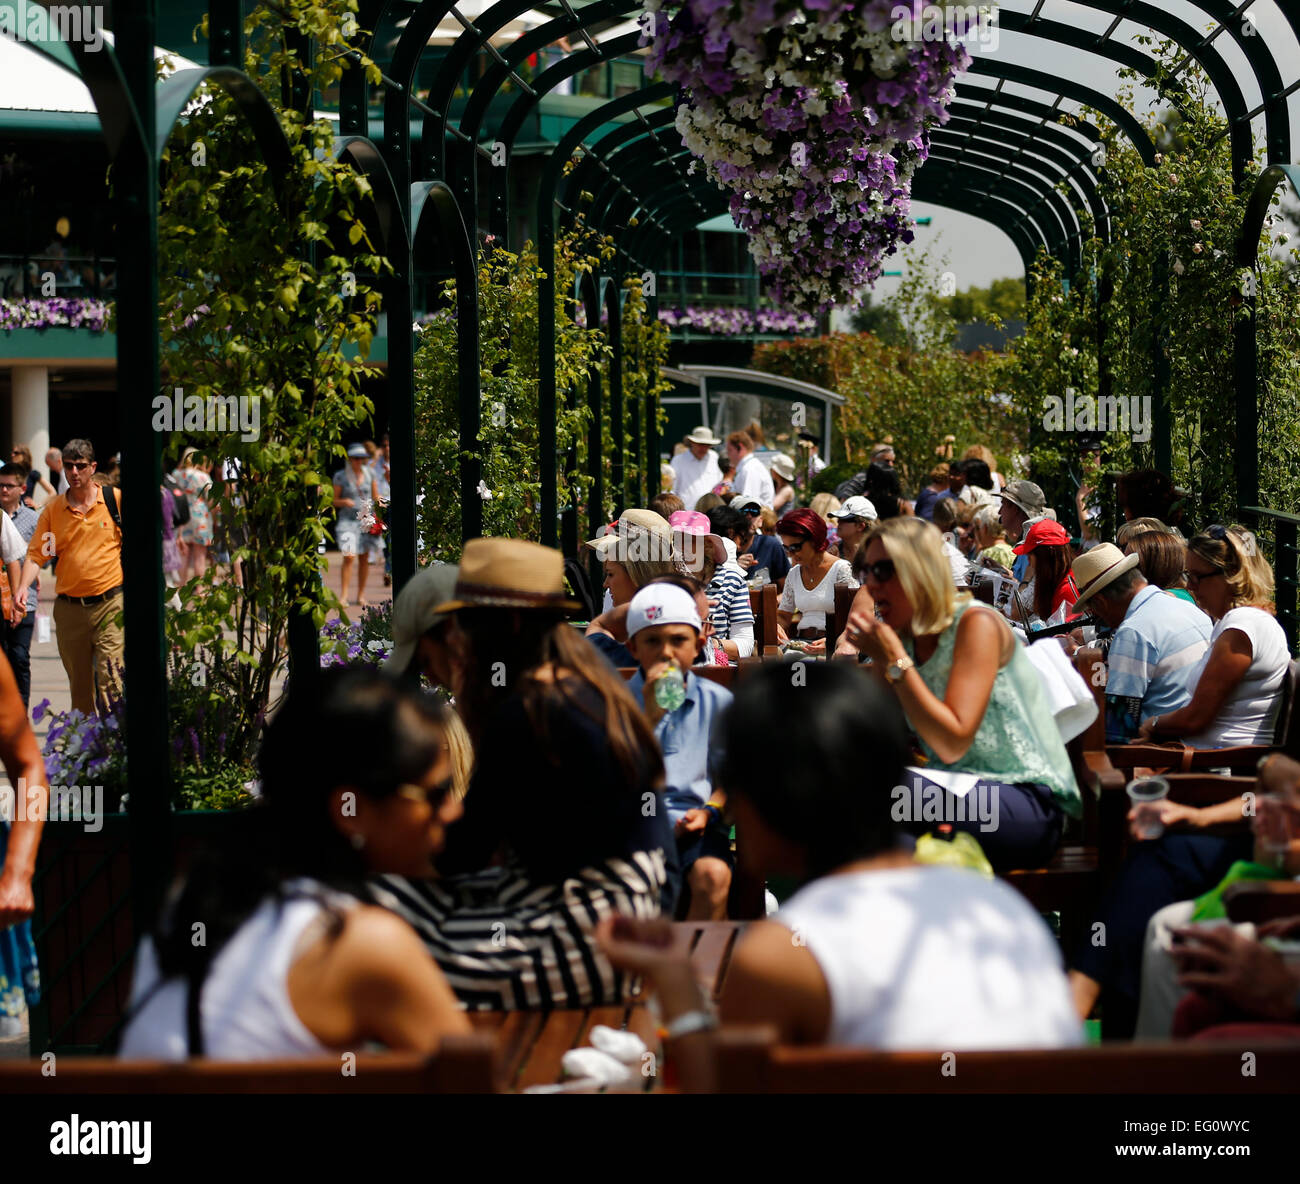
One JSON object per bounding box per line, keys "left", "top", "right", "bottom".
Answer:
{"left": 669, "top": 510, "right": 727, "bottom": 566}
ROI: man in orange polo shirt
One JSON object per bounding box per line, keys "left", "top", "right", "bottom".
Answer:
{"left": 12, "top": 438, "right": 123, "bottom": 716}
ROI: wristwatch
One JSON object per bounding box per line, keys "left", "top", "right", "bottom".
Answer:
{"left": 885, "top": 656, "right": 915, "bottom": 684}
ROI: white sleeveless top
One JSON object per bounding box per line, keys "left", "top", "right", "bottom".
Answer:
{"left": 775, "top": 866, "right": 1082, "bottom": 1049}
{"left": 119, "top": 881, "right": 356, "bottom": 1060}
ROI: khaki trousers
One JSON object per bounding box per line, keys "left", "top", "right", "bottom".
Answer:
{"left": 53, "top": 591, "right": 125, "bottom": 716}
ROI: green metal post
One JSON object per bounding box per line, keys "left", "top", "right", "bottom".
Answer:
{"left": 115, "top": 0, "right": 172, "bottom": 936}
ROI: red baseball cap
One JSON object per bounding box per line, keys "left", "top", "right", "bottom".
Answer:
{"left": 1012, "top": 519, "right": 1072, "bottom": 555}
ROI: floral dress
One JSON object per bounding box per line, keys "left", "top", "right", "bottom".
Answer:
{"left": 172, "top": 467, "right": 214, "bottom": 547}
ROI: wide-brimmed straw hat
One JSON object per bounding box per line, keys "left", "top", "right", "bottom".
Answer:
{"left": 685, "top": 426, "right": 722, "bottom": 446}
{"left": 583, "top": 508, "right": 676, "bottom": 565}
{"left": 1071, "top": 542, "right": 1141, "bottom": 613}
{"left": 434, "top": 539, "right": 580, "bottom": 613}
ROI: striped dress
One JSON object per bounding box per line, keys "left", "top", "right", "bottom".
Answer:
{"left": 371, "top": 854, "right": 666, "bottom": 1010}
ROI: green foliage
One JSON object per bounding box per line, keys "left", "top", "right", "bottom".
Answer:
{"left": 414, "top": 215, "right": 666, "bottom": 558}
{"left": 1009, "top": 38, "right": 1300, "bottom": 540}
{"left": 155, "top": 0, "right": 386, "bottom": 768}
{"left": 943, "top": 277, "right": 1026, "bottom": 324}
{"left": 755, "top": 246, "right": 1022, "bottom": 493}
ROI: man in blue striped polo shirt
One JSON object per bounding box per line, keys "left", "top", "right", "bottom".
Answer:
{"left": 1072, "top": 543, "right": 1212, "bottom": 742}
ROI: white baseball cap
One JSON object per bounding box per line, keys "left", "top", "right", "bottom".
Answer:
{"left": 627, "top": 583, "right": 703, "bottom": 639}
{"left": 829, "top": 496, "right": 878, "bottom": 521}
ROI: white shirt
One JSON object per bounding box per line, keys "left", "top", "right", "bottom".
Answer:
{"left": 1184, "top": 607, "right": 1290, "bottom": 748}
{"left": 776, "top": 866, "right": 1083, "bottom": 1049}
{"left": 670, "top": 449, "right": 722, "bottom": 508}
{"left": 0, "top": 510, "right": 25, "bottom": 564}
{"left": 732, "top": 452, "right": 775, "bottom": 508}
{"left": 777, "top": 559, "right": 858, "bottom": 632}
{"left": 119, "top": 883, "right": 355, "bottom": 1061}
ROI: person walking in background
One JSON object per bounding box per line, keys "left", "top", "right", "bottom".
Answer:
{"left": 0, "top": 464, "right": 39, "bottom": 707}
{"left": 727, "top": 431, "right": 775, "bottom": 507}
{"left": 333, "top": 443, "right": 384, "bottom": 608}
{"left": 0, "top": 650, "right": 50, "bottom": 1036}
{"left": 44, "top": 448, "right": 68, "bottom": 498}
{"left": 770, "top": 453, "right": 797, "bottom": 517}
{"left": 9, "top": 444, "right": 53, "bottom": 510}
{"left": 172, "top": 447, "right": 214, "bottom": 583}
{"left": 372, "top": 434, "right": 393, "bottom": 587}
{"left": 671, "top": 427, "right": 724, "bottom": 508}
{"left": 13, "top": 438, "right": 124, "bottom": 717}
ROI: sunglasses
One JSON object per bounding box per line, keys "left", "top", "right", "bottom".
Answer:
{"left": 739, "top": 505, "right": 762, "bottom": 516}
{"left": 0, "top": 483, "right": 22, "bottom": 490}
{"left": 1182, "top": 567, "right": 1223, "bottom": 586}
{"left": 782, "top": 540, "right": 806, "bottom": 554}
{"left": 861, "top": 558, "right": 897, "bottom": 585}
{"left": 65, "top": 461, "right": 92, "bottom": 471}
{"left": 1205, "top": 524, "right": 1230, "bottom": 542}
{"left": 394, "top": 776, "right": 455, "bottom": 807}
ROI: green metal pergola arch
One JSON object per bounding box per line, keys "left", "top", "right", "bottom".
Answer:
{"left": 16, "top": 3, "right": 1300, "bottom": 1012}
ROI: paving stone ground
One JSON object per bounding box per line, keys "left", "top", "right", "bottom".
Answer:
{"left": 0, "top": 550, "right": 392, "bottom": 1057}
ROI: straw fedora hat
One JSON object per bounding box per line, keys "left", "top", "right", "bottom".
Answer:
{"left": 1071, "top": 542, "right": 1141, "bottom": 613}
{"left": 434, "top": 538, "right": 581, "bottom": 613}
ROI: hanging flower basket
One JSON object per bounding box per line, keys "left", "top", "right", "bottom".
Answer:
{"left": 645, "top": 1, "right": 978, "bottom": 311}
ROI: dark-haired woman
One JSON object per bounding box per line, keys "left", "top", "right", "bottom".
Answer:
{"left": 1012, "top": 519, "right": 1080, "bottom": 627}
{"left": 597, "top": 661, "right": 1080, "bottom": 1078}
{"left": 374, "top": 538, "right": 678, "bottom": 1010}
{"left": 1122, "top": 529, "right": 1196, "bottom": 604}
{"left": 119, "top": 669, "right": 470, "bottom": 1059}
{"left": 775, "top": 508, "right": 858, "bottom": 655}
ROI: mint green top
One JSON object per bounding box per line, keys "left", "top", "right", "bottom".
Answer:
{"left": 904, "top": 600, "right": 1082, "bottom": 819}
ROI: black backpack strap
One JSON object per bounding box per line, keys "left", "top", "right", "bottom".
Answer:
{"left": 102, "top": 485, "right": 123, "bottom": 535}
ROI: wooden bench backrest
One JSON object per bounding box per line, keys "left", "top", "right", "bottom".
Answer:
{"left": 826, "top": 584, "right": 857, "bottom": 656}
{"left": 0, "top": 1035, "right": 501, "bottom": 1094}
{"left": 618, "top": 666, "right": 739, "bottom": 689}
{"left": 712, "top": 1027, "right": 1300, "bottom": 1093}
{"left": 749, "top": 583, "right": 779, "bottom": 649}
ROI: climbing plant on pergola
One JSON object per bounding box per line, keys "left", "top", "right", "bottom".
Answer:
{"left": 26, "top": 0, "right": 1300, "bottom": 938}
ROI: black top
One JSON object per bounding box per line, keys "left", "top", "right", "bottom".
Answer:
{"left": 439, "top": 676, "right": 679, "bottom": 911}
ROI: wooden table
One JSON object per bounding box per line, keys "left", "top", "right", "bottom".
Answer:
{"left": 467, "top": 921, "right": 745, "bottom": 1093}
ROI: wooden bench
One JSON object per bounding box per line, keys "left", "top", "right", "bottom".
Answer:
{"left": 1104, "top": 658, "right": 1300, "bottom": 774}
{"left": 711, "top": 1026, "right": 1300, "bottom": 1093}
{"left": 466, "top": 921, "right": 745, "bottom": 1092}
{"left": 617, "top": 665, "right": 740, "bottom": 690}
{"left": 749, "top": 583, "right": 779, "bottom": 654}
{"left": 1226, "top": 879, "right": 1300, "bottom": 924}
{"left": 0, "top": 1034, "right": 501, "bottom": 1094}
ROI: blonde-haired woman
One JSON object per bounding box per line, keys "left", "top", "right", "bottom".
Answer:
{"left": 9, "top": 443, "right": 53, "bottom": 508}
{"left": 1138, "top": 525, "right": 1289, "bottom": 749}
{"left": 842, "top": 516, "right": 1079, "bottom": 871}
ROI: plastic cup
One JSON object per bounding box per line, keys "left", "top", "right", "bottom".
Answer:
{"left": 1127, "top": 776, "right": 1171, "bottom": 840}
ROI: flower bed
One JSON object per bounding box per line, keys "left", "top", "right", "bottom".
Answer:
{"left": 0, "top": 297, "right": 111, "bottom": 332}
{"left": 645, "top": 1, "right": 975, "bottom": 311}
{"left": 660, "top": 305, "right": 817, "bottom": 335}
{"left": 319, "top": 601, "right": 394, "bottom": 668}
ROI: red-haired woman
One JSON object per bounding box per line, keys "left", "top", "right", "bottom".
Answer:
{"left": 776, "top": 508, "right": 859, "bottom": 655}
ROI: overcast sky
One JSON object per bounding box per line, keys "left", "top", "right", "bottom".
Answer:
{"left": 823, "top": 0, "right": 1300, "bottom": 321}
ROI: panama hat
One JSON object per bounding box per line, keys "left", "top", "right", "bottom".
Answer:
{"left": 685, "top": 426, "right": 722, "bottom": 446}
{"left": 770, "top": 453, "right": 796, "bottom": 481}
{"left": 1071, "top": 542, "right": 1141, "bottom": 613}
{"left": 385, "top": 565, "right": 459, "bottom": 675}
{"left": 583, "top": 508, "right": 676, "bottom": 565}
{"left": 433, "top": 539, "right": 581, "bottom": 613}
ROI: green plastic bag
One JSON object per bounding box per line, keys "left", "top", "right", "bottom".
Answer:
{"left": 1189, "top": 860, "right": 1280, "bottom": 923}
{"left": 914, "top": 831, "right": 995, "bottom": 879}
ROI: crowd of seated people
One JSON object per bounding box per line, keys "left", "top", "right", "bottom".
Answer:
{"left": 95, "top": 444, "right": 1300, "bottom": 1071}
